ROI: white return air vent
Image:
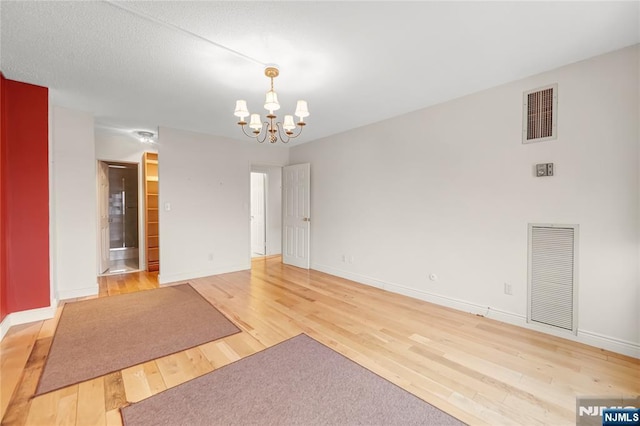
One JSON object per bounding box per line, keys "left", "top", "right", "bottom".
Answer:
{"left": 527, "top": 224, "right": 578, "bottom": 333}
{"left": 523, "top": 84, "right": 558, "bottom": 144}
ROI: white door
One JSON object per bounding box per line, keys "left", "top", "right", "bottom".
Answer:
{"left": 282, "top": 163, "right": 310, "bottom": 269}
{"left": 98, "top": 161, "right": 110, "bottom": 273}
{"left": 250, "top": 172, "right": 266, "bottom": 256}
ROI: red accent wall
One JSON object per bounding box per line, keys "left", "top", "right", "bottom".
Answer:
{"left": 0, "top": 73, "right": 6, "bottom": 323}
{"left": 1, "top": 75, "right": 50, "bottom": 319}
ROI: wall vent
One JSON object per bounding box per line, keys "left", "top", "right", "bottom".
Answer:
{"left": 523, "top": 84, "right": 557, "bottom": 144}
{"left": 527, "top": 224, "right": 578, "bottom": 333}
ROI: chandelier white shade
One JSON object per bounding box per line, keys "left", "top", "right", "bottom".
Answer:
{"left": 283, "top": 115, "right": 295, "bottom": 131}
{"left": 234, "top": 65, "right": 309, "bottom": 143}
{"left": 234, "top": 100, "right": 249, "bottom": 118}
{"left": 264, "top": 90, "right": 280, "bottom": 112}
{"left": 249, "top": 113, "right": 262, "bottom": 130}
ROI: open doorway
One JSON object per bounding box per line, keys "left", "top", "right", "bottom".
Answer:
{"left": 98, "top": 161, "right": 140, "bottom": 274}
{"left": 250, "top": 166, "right": 282, "bottom": 259}
{"left": 250, "top": 172, "right": 267, "bottom": 257}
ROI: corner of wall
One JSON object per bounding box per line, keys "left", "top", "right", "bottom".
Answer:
{"left": 0, "top": 301, "right": 58, "bottom": 342}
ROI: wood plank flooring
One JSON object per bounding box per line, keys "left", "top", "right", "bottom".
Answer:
{"left": 1, "top": 256, "right": 638, "bottom": 425}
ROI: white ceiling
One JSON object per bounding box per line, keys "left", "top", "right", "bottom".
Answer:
{"left": 1, "top": 1, "right": 638, "bottom": 145}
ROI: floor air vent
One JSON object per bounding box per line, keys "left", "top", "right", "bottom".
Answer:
{"left": 527, "top": 224, "right": 578, "bottom": 333}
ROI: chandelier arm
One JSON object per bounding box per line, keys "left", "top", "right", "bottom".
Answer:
{"left": 274, "top": 123, "right": 290, "bottom": 144}
{"left": 277, "top": 122, "right": 298, "bottom": 143}
{"left": 275, "top": 122, "right": 305, "bottom": 143}
{"left": 239, "top": 124, "right": 257, "bottom": 139}
{"left": 256, "top": 121, "right": 270, "bottom": 143}
{"left": 240, "top": 123, "right": 267, "bottom": 143}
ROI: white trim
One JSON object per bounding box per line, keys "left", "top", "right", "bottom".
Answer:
{"left": 312, "top": 262, "right": 639, "bottom": 359}
{"left": 158, "top": 263, "right": 250, "bottom": 285}
{"left": 0, "top": 303, "right": 58, "bottom": 341}
{"left": 577, "top": 330, "right": 640, "bottom": 359}
{"left": 57, "top": 285, "right": 99, "bottom": 301}
{"left": 311, "top": 263, "right": 385, "bottom": 289}
{"left": 312, "top": 262, "right": 521, "bottom": 319}
{"left": 0, "top": 316, "right": 11, "bottom": 341}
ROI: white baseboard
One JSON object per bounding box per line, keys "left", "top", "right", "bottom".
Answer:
{"left": 57, "top": 285, "right": 99, "bottom": 300}
{"left": 158, "top": 263, "right": 250, "bottom": 285}
{"left": 0, "top": 302, "right": 58, "bottom": 341}
{"left": 0, "top": 316, "right": 11, "bottom": 341}
{"left": 312, "top": 262, "right": 639, "bottom": 359}
{"left": 577, "top": 330, "right": 640, "bottom": 359}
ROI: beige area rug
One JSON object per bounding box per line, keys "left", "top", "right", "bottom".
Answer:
{"left": 122, "top": 334, "right": 464, "bottom": 426}
{"left": 36, "top": 284, "right": 240, "bottom": 395}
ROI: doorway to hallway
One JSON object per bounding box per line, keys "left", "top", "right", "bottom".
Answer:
{"left": 98, "top": 161, "right": 140, "bottom": 274}
{"left": 249, "top": 165, "right": 283, "bottom": 260}
{"left": 250, "top": 172, "right": 267, "bottom": 257}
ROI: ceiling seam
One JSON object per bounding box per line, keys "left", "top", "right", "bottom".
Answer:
{"left": 103, "top": 0, "right": 266, "bottom": 67}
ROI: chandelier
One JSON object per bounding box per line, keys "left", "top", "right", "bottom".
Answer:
{"left": 234, "top": 65, "right": 309, "bottom": 143}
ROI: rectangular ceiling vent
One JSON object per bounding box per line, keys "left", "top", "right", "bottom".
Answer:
{"left": 527, "top": 224, "right": 578, "bottom": 333}
{"left": 522, "top": 84, "right": 557, "bottom": 144}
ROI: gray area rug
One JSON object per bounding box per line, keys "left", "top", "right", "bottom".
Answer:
{"left": 37, "top": 284, "right": 240, "bottom": 395}
{"left": 121, "top": 334, "right": 464, "bottom": 425}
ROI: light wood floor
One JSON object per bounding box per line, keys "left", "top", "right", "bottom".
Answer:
{"left": 1, "top": 256, "right": 638, "bottom": 425}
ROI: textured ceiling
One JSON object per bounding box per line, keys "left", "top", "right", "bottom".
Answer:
{"left": 1, "top": 1, "right": 638, "bottom": 145}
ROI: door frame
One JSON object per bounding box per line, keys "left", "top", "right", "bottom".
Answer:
{"left": 250, "top": 171, "right": 267, "bottom": 256}
{"left": 96, "top": 159, "right": 142, "bottom": 275}
{"left": 249, "top": 164, "right": 283, "bottom": 262}
{"left": 98, "top": 161, "right": 110, "bottom": 273}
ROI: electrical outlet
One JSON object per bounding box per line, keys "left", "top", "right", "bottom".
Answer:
{"left": 504, "top": 282, "right": 513, "bottom": 295}
{"left": 348, "top": 256, "right": 354, "bottom": 264}
{"left": 341, "top": 254, "right": 346, "bottom": 263}
{"left": 208, "top": 253, "right": 214, "bottom": 262}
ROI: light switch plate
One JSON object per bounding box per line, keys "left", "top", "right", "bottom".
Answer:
{"left": 536, "top": 163, "right": 554, "bottom": 177}
{"left": 536, "top": 164, "right": 547, "bottom": 176}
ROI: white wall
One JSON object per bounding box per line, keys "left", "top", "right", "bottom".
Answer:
{"left": 51, "top": 106, "right": 98, "bottom": 299}
{"left": 252, "top": 164, "right": 283, "bottom": 256}
{"left": 95, "top": 128, "right": 158, "bottom": 270}
{"left": 158, "top": 127, "right": 289, "bottom": 284}
{"left": 290, "top": 45, "right": 640, "bottom": 357}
